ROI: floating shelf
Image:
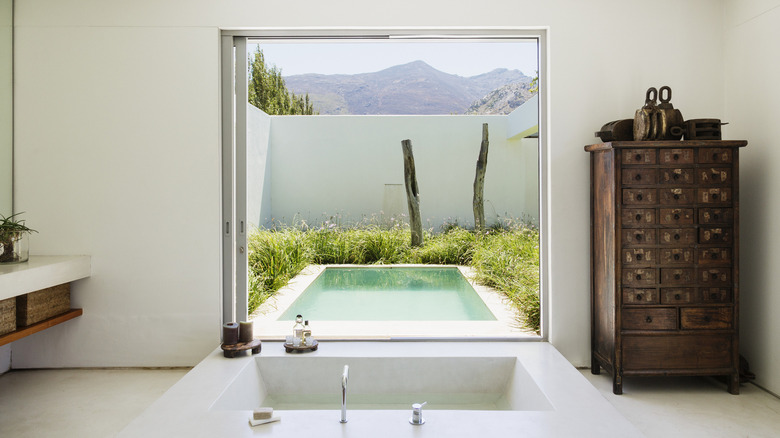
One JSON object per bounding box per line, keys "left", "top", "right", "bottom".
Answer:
{"left": 0, "top": 309, "right": 83, "bottom": 347}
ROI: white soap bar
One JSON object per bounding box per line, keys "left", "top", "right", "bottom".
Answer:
{"left": 248, "top": 416, "right": 281, "bottom": 427}
{"left": 253, "top": 407, "right": 274, "bottom": 420}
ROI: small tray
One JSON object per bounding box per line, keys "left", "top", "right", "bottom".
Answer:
{"left": 221, "top": 339, "right": 262, "bottom": 358}
{"left": 284, "top": 339, "right": 318, "bottom": 353}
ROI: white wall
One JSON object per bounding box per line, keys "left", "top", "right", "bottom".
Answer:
{"left": 247, "top": 104, "right": 272, "bottom": 230}
{"left": 723, "top": 0, "right": 780, "bottom": 395}
{"left": 10, "top": 0, "right": 730, "bottom": 370}
{"left": 267, "top": 115, "right": 535, "bottom": 230}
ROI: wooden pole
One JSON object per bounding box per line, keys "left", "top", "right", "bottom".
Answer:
{"left": 401, "top": 139, "right": 423, "bottom": 247}
{"left": 473, "top": 123, "right": 489, "bottom": 231}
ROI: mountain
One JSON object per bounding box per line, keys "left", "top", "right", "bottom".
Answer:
{"left": 466, "top": 82, "right": 536, "bottom": 115}
{"left": 283, "top": 61, "right": 534, "bottom": 115}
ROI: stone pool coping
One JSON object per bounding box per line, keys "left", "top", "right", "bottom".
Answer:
{"left": 118, "top": 342, "right": 643, "bottom": 438}
{"left": 249, "top": 264, "right": 537, "bottom": 339}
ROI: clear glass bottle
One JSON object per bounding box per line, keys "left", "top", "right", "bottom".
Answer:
{"left": 292, "top": 314, "right": 304, "bottom": 346}
{"left": 303, "top": 320, "right": 312, "bottom": 345}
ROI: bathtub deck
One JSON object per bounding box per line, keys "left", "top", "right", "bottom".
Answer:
{"left": 118, "top": 342, "right": 643, "bottom": 437}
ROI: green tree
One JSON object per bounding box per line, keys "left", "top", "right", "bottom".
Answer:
{"left": 248, "top": 47, "right": 317, "bottom": 115}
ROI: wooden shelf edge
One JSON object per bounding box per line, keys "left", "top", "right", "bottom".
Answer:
{"left": 0, "top": 309, "right": 83, "bottom": 347}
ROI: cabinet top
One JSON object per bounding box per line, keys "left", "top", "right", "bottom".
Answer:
{"left": 584, "top": 140, "right": 747, "bottom": 152}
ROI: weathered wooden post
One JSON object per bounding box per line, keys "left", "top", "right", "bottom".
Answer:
{"left": 473, "top": 123, "right": 489, "bottom": 231}
{"left": 401, "top": 139, "right": 423, "bottom": 247}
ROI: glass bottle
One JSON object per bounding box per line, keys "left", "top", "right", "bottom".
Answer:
{"left": 292, "top": 315, "right": 304, "bottom": 346}
{"left": 303, "top": 320, "right": 312, "bottom": 345}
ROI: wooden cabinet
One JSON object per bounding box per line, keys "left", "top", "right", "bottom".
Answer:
{"left": 585, "top": 140, "right": 746, "bottom": 394}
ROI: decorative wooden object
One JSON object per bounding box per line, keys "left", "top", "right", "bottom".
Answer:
{"left": 401, "top": 139, "right": 423, "bottom": 246}
{"left": 0, "top": 308, "right": 82, "bottom": 347}
{"left": 585, "top": 140, "right": 746, "bottom": 395}
{"left": 284, "top": 339, "right": 319, "bottom": 353}
{"left": 17, "top": 283, "right": 70, "bottom": 326}
{"left": 473, "top": 123, "right": 489, "bottom": 231}
{"left": 220, "top": 339, "right": 262, "bottom": 358}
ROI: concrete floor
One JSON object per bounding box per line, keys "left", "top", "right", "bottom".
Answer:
{"left": 1, "top": 367, "right": 779, "bottom": 437}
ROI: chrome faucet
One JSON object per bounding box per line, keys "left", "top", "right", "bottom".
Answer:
{"left": 409, "top": 401, "right": 427, "bottom": 425}
{"left": 340, "top": 365, "right": 349, "bottom": 423}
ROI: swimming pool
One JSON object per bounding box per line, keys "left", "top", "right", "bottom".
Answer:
{"left": 278, "top": 267, "right": 497, "bottom": 321}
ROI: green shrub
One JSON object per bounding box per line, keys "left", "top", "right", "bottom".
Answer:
{"left": 247, "top": 227, "right": 312, "bottom": 313}
{"left": 411, "top": 227, "right": 475, "bottom": 265}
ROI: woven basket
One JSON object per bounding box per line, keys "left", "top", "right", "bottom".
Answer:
{"left": 0, "top": 297, "right": 15, "bottom": 335}
{"left": 16, "top": 283, "right": 71, "bottom": 327}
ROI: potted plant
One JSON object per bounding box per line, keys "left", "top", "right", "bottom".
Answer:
{"left": 0, "top": 212, "right": 37, "bottom": 264}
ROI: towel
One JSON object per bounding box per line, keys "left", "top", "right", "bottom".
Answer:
{"left": 248, "top": 416, "right": 281, "bottom": 427}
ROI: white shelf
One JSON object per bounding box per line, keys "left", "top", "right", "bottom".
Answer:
{"left": 0, "top": 255, "right": 91, "bottom": 301}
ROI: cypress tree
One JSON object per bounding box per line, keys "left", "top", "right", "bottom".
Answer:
{"left": 248, "top": 47, "right": 317, "bottom": 116}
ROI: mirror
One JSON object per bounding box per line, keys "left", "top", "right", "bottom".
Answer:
{"left": 0, "top": 0, "right": 12, "bottom": 216}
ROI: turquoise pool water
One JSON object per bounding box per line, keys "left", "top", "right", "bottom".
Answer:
{"left": 278, "top": 267, "right": 497, "bottom": 321}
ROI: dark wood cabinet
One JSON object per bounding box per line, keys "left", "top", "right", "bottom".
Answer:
{"left": 585, "top": 140, "right": 746, "bottom": 394}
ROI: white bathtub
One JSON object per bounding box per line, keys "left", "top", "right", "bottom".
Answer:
{"left": 211, "top": 356, "right": 553, "bottom": 412}
{"left": 120, "top": 342, "right": 642, "bottom": 437}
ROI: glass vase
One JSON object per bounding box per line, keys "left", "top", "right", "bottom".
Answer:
{"left": 0, "top": 232, "right": 30, "bottom": 264}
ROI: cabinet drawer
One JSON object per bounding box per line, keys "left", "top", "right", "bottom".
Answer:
{"left": 622, "top": 308, "right": 677, "bottom": 330}
{"left": 659, "top": 208, "right": 694, "bottom": 225}
{"left": 661, "top": 268, "right": 695, "bottom": 285}
{"left": 623, "top": 188, "right": 657, "bottom": 205}
{"left": 698, "top": 148, "right": 733, "bottom": 164}
{"left": 623, "top": 248, "right": 656, "bottom": 265}
{"left": 622, "top": 335, "right": 733, "bottom": 370}
{"left": 622, "top": 208, "right": 656, "bottom": 226}
{"left": 660, "top": 148, "right": 694, "bottom": 164}
{"left": 697, "top": 247, "right": 732, "bottom": 265}
{"left": 699, "top": 208, "right": 734, "bottom": 224}
{"left": 681, "top": 307, "right": 733, "bottom": 330}
{"left": 660, "top": 248, "right": 694, "bottom": 264}
{"left": 659, "top": 228, "right": 696, "bottom": 245}
{"left": 660, "top": 168, "right": 694, "bottom": 184}
{"left": 660, "top": 188, "right": 695, "bottom": 205}
{"left": 623, "top": 268, "right": 657, "bottom": 286}
{"left": 697, "top": 167, "right": 733, "bottom": 185}
{"left": 699, "top": 227, "right": 732, "bottom": 244}
{"left": 700, "top": 288, "right": 732, "bottom": 303}
{"left": 622, "top": 168, "right": 657, "bottom": 185}
{"left": 623, "top": 288, "right": 659, "bottom": 305}
{"left": 661, "top": 288, "right": 694, "bottom": 304}
{"left": 622, "top": 228, "right": 657, "bottom": 245}
{"left": 623, "top": 149, "right": 657, "bottom": 165}
{"left": 700, "top": 268, "right": 732, "bottom": 285}
{"left": 697, "top": 188, "right": 731, "bottom": 204}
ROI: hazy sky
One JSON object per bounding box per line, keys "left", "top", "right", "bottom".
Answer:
{"left": 251, "top": 41, "right": 538, "bottom": 78}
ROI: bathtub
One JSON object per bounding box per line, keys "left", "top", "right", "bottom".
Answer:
{"left": 119, "top": 342, "right": 642, "bottom": 437}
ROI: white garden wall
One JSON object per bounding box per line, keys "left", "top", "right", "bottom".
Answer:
{"left": 264, "top": 115, "right": 538, "bottom": 231}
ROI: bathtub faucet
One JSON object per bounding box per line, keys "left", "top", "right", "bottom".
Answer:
{"left": 340, "top": 365, "right": 349, "bottom": 423}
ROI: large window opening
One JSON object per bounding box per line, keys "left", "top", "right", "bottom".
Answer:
{"left": 222, "top": 29, "right": 548, "bottom": 340}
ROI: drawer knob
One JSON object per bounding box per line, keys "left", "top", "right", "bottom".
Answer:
{"left": 635, "top": 214, "right": 642, "bottom": 221}
{"left": 673, "top": 173, "right": 680, "bottom": 180}
{"left": 713, "top": 233, "right": 721, "bottom": 240}
{"left": 674, "top": 254, "right": 680, "bottom": 261}
{"left": 712, "top": 173, "right": 719, "bottom": 180}
{"left": 674, "top": 213, "right": 680, "bottom": 220}
{"left": 645, "top": 316, "right": 653, "bottom": 323}
{"left": 636, "top": 274, "right": 642, "bottom": 280}
{"left": 711, "top": 292, "right": 719, "bottom": 299}
{"left": 713, "top": 214, "right": 720, "bottom": 220}
{"left": 636, "top": 154, "right": 642, "bottom": 161}
{"left": 674, "top": 294, "right": 681, "bottom": 300}
{"left": 712, "top": 153, "right": 718, "bottom": 161}
{"left": 635, "top": 234, "right": 643, "bottom": 241}
{"left": 711, "top": 253, "right": 718, "bottom": 260}
{"left": 636, "top": 294, "right": 643, "bottom": 301}
{"left": 635, "top": 174, "right": 642, "bottom": 181}
{"left": 674, "top": 274, "right": 681, "bottom": 280}
{"left": 673, "top": 154, "right": 679, "bottom": 161}
{"left": 637, "top": 194, "right": 644, "bottom": 201}
{"left": 674, "top": 234, "right": 681, "bottom": 240}
{"left": 673, "top": 193, "right": 680, "bottom": 200}
{"left": 711, "top": 273, "right": 718, "bottom": 280}
{"left": 636, "top": 253, "right": 643, "bottom": 261}
{"left": 712, "top": 193, "right": 719, "bottom": 200}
